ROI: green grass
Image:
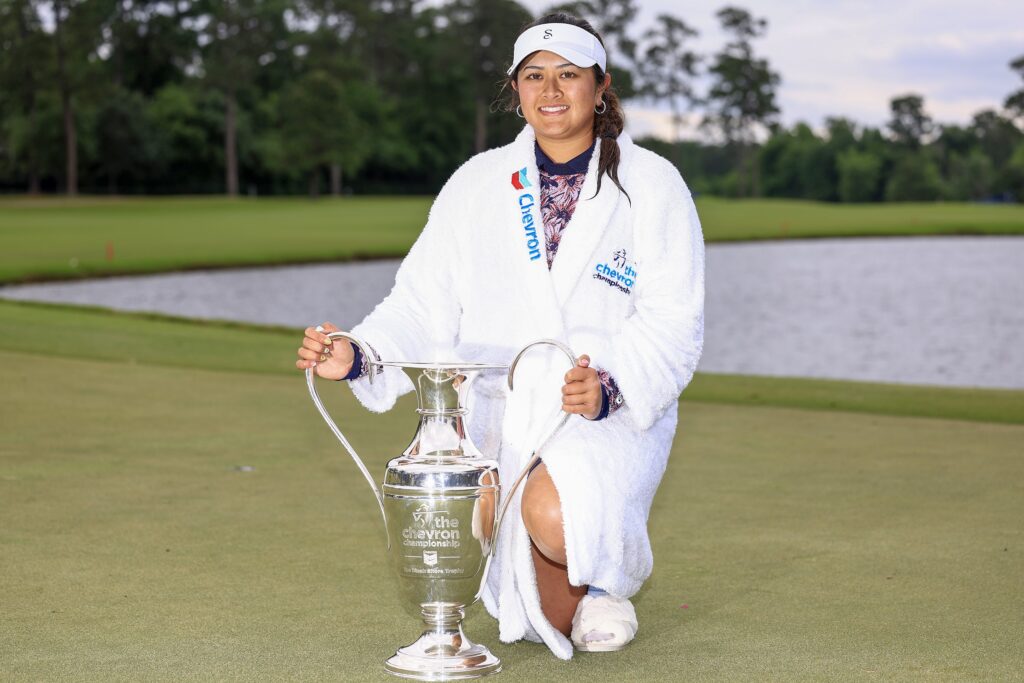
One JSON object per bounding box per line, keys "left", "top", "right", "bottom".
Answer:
{"left": 2, "top": 299, "right": 1022, "bottom": 426}
{"left": 2, "top": 195, "right": 1023, "bottom": 283}
{"left": 694, "top": 197, "right": 1024, "bottom": 241}
{"left": 2, "top": 303, "right": 1022, "bottom": 681}
{"left": 0, "top": 196, "right": 432, "bottom": 284}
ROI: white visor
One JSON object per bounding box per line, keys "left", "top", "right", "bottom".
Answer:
{"left": 506, "top": 23, "right": 607, "bottom": 76}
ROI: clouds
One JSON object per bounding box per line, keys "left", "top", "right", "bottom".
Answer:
{"left": 516, "top": 0, "right": 1024, "bottom": 138}
{"left": 877, "top": 34, "right": 1023, "bottom": 101}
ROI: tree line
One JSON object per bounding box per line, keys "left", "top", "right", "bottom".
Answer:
{"left": 1, "top": 0, "right": 1022, "bottom": 201}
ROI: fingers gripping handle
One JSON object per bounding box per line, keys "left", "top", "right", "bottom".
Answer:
{"left": 491, "top": 339, "right": 577, "bottom": 548}
{"left": 305, "top": 329, "right": 389, "bottom": 548}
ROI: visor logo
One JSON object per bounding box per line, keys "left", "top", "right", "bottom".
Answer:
{"left": 543, "top": 29, "right": 553, "bottom": 39}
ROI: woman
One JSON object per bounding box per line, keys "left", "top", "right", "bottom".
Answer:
{"left": 295, "top": 13, "right": 704, "bottom": 660}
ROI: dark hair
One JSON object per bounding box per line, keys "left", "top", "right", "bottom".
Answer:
{"left": 495, "top": 12, "right": 630, "bottom": 204}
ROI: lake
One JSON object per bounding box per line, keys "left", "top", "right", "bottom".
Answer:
{"left": 3, "top": 237, "right": 1021, "bottom": 389}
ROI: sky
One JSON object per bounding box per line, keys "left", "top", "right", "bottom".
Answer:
{"left": 514, "top": 0, "right": 1024, "bottom": 140}
{"left": 36, "top": 0, "right": 1024, "bottom": 142}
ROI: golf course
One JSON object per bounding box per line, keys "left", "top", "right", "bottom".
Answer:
{"left": 2, "top": 198, "right": 1023, "bottom": 681}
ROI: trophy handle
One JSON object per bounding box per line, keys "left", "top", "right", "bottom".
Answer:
{"left": 490, "top": 339, "right": 577, "bottom": 550}
{"left": 305, "top": 329, "right": 389, "bottom": 548}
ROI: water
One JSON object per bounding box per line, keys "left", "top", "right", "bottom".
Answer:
{"left": 3, "top": 237, "right": 1022, "bottom": 389}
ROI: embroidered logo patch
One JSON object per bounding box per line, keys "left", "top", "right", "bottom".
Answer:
{"left": 511, "top": 167, "right": 531, "bottom": 190}
{"left": 512, "top": 167, "right": 541, "bottom": 261}
{"left": 594, "top": 248, "right": 638, "bottom": 295}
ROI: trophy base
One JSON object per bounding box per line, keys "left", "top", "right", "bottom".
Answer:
{"left": 384, "top": 609, "right": 501, "bottom": 681}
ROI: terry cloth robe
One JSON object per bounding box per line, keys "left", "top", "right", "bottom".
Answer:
{"left": 345, "top": 123, "right": 705, "bottom": 660}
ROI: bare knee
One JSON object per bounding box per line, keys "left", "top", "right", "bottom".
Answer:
{"left": 521, "top": 464, "right": 567, "bottom": 565}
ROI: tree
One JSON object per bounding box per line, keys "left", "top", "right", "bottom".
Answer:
{"left": 887, "top": 94, "right": 932, "bottom": 148}
{"left": 93, "top": 86, "right": 156, "bottom": 193}
{"left": 50, "top": 0, "right": 105, "bottom": 195}
{"left": 837, "top": 148, "right": 882, "bottom": 202}
{"left": 758, "top": 123, "right": 846, "bottom": 201}
{"left": 885, "top": 95, "right": 941, "bottom": 201}
{"left": 970, "top": 109, "right": 1022, "bottom": 171}
{"left": 198, "top": 0, "right": 290, "bottom": 196}
{"left": 271, "top": 70, "right": 375, "bottom": 196}
{"left": 100, "top": 0, "right": 202, "bottom": 96}
{"left": 758, "top": 123, "right": 818, "bottom": 198}
{"left": 1004, "top": 54, "right": 1024, "bottom": 126}
{"left": 1001, "top": 142, "right": 1024, "bottom": 200}
{"left": 885, "top": 151, "right": 944, "bottom": 201}
{"left": 702, "top": 6, "right": 780, "bottom": 196}
{"left": 636, "top": 14, "right": 700, "bottom": 143}
{"left": 759, "top": 118, "right": 860, "bottom": 202}
{"left": 946, "top": 149, "right": 994, "bottom": 201}
{"left": 0, "top": 0, "right": 50, "bottom": 193}
{"left": 933, "top": 124, "right": 975, "bottom": 172}
{"left": 146, "top": 83, "right": 224, "bottom": 193}
{"left": 444, "top": 0, "right": 531, "bottom": 154}
{"left": 816, "top": 117, "right": 859, "bottom": 201}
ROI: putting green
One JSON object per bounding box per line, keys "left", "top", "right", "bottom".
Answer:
{"left": 2, "top": 196, "right": 1023, "bottom": 283}
{"left": 2, "top": 304, "right": 1022, "bottom": 680}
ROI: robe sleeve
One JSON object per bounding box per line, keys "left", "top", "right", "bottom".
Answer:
{"left": 344, "top": 173, "right": 465, "bottom": 413}
{"left": 597, "top": 172, "right": 705, "bottom": 432}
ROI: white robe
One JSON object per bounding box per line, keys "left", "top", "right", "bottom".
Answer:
{"left": 346, "top": 123, "right": 705, "bottom": 659}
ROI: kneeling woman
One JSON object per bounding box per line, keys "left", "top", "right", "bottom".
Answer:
{"left": 296, "top": 12, "right": 705, "bottom": 659}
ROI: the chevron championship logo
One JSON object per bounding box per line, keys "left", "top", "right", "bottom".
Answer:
{"left": 511, "top": 167, "right": 531, "bottom": 190}
{"left": 594, "top": 248, "right": 638, "bottom": 295}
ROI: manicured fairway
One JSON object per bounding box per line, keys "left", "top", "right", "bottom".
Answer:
{"left": 0, "top": 196, "right": 431, "bottom": 284}
{"left": 2, "top": 303, "right": 1023, "bottom": 680}
{"left": 2, "top": 195, "right": 1023, "bottom": 283}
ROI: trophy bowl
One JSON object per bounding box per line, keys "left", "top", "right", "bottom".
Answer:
{"left": 382, "top": 461, "right": 499, "bottom": 677}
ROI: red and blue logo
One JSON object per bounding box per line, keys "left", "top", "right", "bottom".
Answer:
{"left": 511, "top": 167, "right": 531, "bottom": 190}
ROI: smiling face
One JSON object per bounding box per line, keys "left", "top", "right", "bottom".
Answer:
{"left": 513, "top": 50, "right": 611, "bottom": 150}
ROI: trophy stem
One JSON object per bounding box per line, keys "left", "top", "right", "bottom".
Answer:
{"left": 384, "top": 604, "right": 501, "bottom": 680}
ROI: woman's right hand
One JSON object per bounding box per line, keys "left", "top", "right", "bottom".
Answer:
{"left": 296, "top": 322, "right": 355, "bottom": 380}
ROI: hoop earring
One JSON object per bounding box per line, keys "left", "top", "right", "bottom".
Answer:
{"left": 516, "top": 105, "right": 524, "bottom": 118}
{"left": 595, "top": 100, "right": 607, "bottom": 115}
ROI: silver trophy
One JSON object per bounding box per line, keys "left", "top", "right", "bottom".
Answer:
{"left": 306, "top": 333, "right": 576, "bottom": 680}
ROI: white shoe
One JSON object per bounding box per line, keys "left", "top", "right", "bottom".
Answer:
{"left": 570, "top": 594, "right": 638, "bottom": 652}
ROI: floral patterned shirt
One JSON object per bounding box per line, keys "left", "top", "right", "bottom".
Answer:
{"left": 538, "top": 170, "right": 585, "bottom": 267}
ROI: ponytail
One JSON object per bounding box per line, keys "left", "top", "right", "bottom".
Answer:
{"left": 591, "top": 76, "right": 630, "bottom": 204}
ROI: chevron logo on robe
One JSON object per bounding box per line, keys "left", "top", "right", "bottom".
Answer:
{"left": 511, "top": 167, "right": 531, "bottom": 190}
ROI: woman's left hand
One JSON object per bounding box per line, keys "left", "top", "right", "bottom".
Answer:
{"left": 562, "top": 354, "right": 602, "bottom": 420}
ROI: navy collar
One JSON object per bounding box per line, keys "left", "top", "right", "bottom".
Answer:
{"left": 535, "top": 139, "right": 596, "bottom": 175}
